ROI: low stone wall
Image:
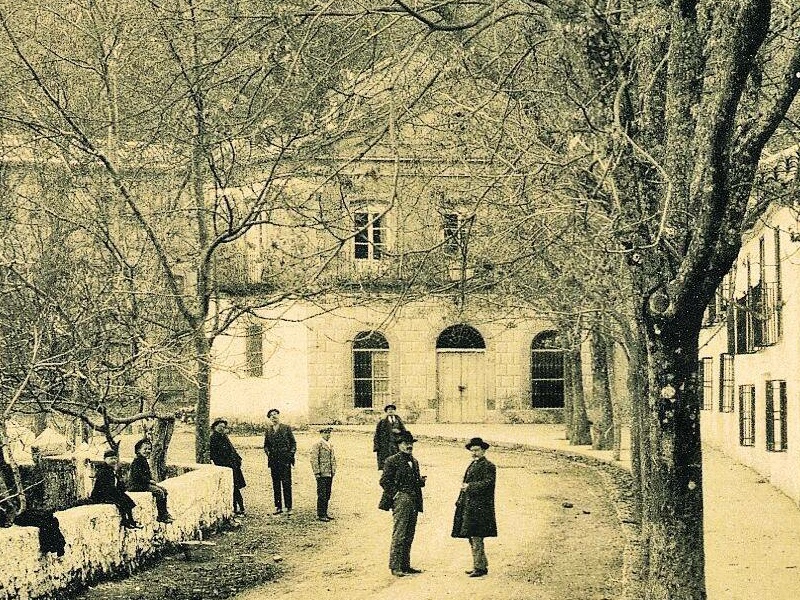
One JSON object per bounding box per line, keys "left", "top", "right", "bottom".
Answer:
{"left": 0, "top": 463, "right": 233, "bottom": 600}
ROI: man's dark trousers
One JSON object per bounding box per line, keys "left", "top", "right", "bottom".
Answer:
{"left": 270, "top": 462, "right": 293, "bottom": 510}
{"left": 316, "top": 476, "right": 333, "bottom": 517}
{"left": 389, "top": 492, "right": 418, "bottom": 572}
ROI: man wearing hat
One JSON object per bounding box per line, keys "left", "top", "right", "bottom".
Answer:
{"left": 373, "top": 403, "right": 407, "bottom": 470}
{"left": 379, "top": 430, "right": 427, "bottom": 577}
{"left": 452, "top": 437, "right": 497, "bottom": 577}
{"left": 309, "top": 426, "right": 336, "bottom": 521}
{"left": 210, "top": 418, "right": 246, "bottom": 516}
{"left": 90, "top": 448, "right": 141, "bottom": 529}
{"left": 263, "top": 409, "right": 297, "bottom": 515}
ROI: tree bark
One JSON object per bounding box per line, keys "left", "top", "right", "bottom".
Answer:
{"left": 636, "top": 312, "right": 706, "bottom": 599}
{"left": 151, "top": 416, "right": 175, "bottom": 482}
{"left": 569, "top": 349, "right": 592, "bottom": 446}
{"left": 591, "top": 329, "right": 614, "bottom": 450}
{"left": 194, "top": 333, "right": 211, "bottom": 464}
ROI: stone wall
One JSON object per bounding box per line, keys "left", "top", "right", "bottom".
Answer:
{"left": 0, "top": 463, "right": 233, "bottom": 600}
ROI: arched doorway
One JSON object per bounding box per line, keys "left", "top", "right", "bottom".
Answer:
{"left": 530, "top": 331, "right": 565, "bottom": 408}
{"left": 436, "top": 324, "right": 487, "bottom": 422}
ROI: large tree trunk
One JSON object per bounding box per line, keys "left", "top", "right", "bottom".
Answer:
{"left": 590, "top": 329, "right": 614, "bottom": 450}
{"left": 194, "top": 333, "right": 211, "bottom": 464}
{"left": 636, "top": 312, "right": 706, "bottom": 599}
{"left": 0, "top": 420, "right": 26, "bottom": 520}
{"left": 569, "top": 349, "right": 592, "bottom": 445}
{"left": 151, "top": 416, "right": 175, "bottom": 482}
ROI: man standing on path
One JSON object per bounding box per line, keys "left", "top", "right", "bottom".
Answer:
{"left": 373, "top": 404, "right": 406, "bottom": 470}
{"left": 309, "top": 426, "right": 336, "bottom": 521}
{"left": 452, "top": 437, "right": 497, "bottom": 578}
{"left": 263, "top": 409, "right": 296, "bottom": 516}
{"left": 379, "top": 430, "right": 426, "bottom": 577}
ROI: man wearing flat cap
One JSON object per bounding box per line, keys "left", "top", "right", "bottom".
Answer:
{"left": 379, "top": 430, "right": 427, "bottom": 577}
{"left": 309, "top": 427, "right": 336, "bottom": 521}
{"left": 452, "top": 437, "right": 497, "bottom": 578}
{"left": 373, "top": 403, "right": 407, "bottom": 470}
{"left": 210, "top": 418, "right": 246, "bottom": 515}
{"left": 263, "top": 409, "right": 297, "bottom": 516}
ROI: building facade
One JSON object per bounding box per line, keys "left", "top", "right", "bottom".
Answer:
{"left": 699, "top": 203, "right": 800, "bottom": 503}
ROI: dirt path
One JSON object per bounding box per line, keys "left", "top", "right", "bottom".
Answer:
{"left": 71, "top": 431, "right": 625, "bottom": 600}
{"left": 234, "top": 433, "right": 624, "bottom": 600}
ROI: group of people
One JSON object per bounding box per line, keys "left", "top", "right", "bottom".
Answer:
{"left": 92, "top": 404, "right": 497, "bottom": 580}
{"left": 89, "top": 438, "right": 174, "bottom": 529}
{"left": 375, "top": 403, "right": 497, "bottom": 579}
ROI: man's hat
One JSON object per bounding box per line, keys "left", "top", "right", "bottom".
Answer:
{"left": 384, "top": 404, "right": 397, "bottom": 412}
{"left": 267, "top": 408, "right": 280, "bottom": 417}
{"left": 103, "top": 449, "right": 118, "bottom": 458}
{"left": 211, "top": 418, "right": 228, "bottom": 429}
{"left": 465, "top": 437, "right": 490, "bottom": 450}
{"left": 397, "top": 430, "right": 417, "bottom": 444}
{"left": 319, "top": 426, "right": 333, "bottom": 433}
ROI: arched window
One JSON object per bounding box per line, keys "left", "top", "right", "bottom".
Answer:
{"left": 531, "top": 331, "right": 564, "bottom": 408}
{"left": 353, "top": 331, "right": 390, "bottom": 408}
{"left": 436, "top": 324, "right": 486, "bottom": 350}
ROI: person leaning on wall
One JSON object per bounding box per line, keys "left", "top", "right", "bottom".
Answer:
{"left": 210, "top": 417, "right": 247, "bottom": 516}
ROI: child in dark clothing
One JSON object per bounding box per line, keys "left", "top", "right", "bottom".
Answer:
{"left": 128, "top": 439, "right": 174, "bottom": 524}
{"left": 90, "top": 449, "right": 142, "bottom": 530}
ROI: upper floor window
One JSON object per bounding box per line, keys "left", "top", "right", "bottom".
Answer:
{"left": 699, "top": 357, "right": 713, "bottom": 410}
{"left": 245, "top": 324, "right": 263, "bottom": 377}
{"left": 354, "top": 211, "right": 384, "bottom": 260}
{"left": 442, "top": 212, "right": 473, "bottom": 255}
{"left": 766, "top": 380, "right": 787, "bottom": 452}
{"left": 739, "top": 384, "right": 755, "bottom": 447}
{"left": 353, "top": 331, "right": 390, "bottom": 409}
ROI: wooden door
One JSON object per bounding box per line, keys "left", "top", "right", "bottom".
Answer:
{"left": 436, "top": 351, "right": 486, "bottom": 422}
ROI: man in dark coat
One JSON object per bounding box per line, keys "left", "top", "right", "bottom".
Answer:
{"left": 373, "top": 403, "right": 407, "bottom": 470}
{"left": 129, "top": 438, "right": 174, "bottom": 524}
{"left": 90, "top": 449, "right": 141, "bottom": 529}
{"left": 263, "top": 408, "right": 297, "bottom": 516}
{"left": 452, "top": 437, "right": 497, "bottom": 577}
{"left": 379, "top": 430, "right": 426, "bottom": 577}
{"left": 210, "top": 418, "right": 246, "bottom": 515}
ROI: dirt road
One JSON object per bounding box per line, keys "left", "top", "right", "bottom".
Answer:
{"left": 233, "top": 432, "right": 624, "bottom": 600}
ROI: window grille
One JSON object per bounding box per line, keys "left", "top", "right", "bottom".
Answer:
{"left": 718, "top": 354, "right": 734, "bottom": 412}
{"left": 739, "top": 385, "right": 755, "bottom": 447}
{"left": 353, "top": 331, "right": 390, "bottom": 409}
{"left": 766, "top": 380, "right": 788, "bottom": 452}
{"left": 245, "top": 324, "right": 263, "bottom": 377}
{"left": 699, "top": 357, "right": 713, "bottom": 410}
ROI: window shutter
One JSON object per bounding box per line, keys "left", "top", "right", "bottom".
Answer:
{"left": 780, "top": 381, "right": 788, "bottom": 451}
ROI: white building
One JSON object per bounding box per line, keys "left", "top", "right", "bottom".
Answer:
{"left": 699, "top": 202, "right": 800, "bottom": 503}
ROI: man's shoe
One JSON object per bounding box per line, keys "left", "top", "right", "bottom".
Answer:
{"left": 317, "top": 516, "right": 332, "bottom": 522}
{"left": 272, "top": 509, "right": 283, "bottom": 515}
{"left": 468, "top": 569, "right": 488, "bottom": 577}
{"left": 391, "top": 570, "right": 406, "bottom": 577}
{"left": 123, "top": 521, "right": 143, "bottom": 530}
{"left": 324, "top": 515, "right": 334, "bottom": 520}
{"left": 404, "top": 567, "right": 423, "bottom": 574}
{"left": 156, "top": 514, "right": 174, "bottom": 524}
{"left": 285, "top": 509, "right": 293, "bottom": 516}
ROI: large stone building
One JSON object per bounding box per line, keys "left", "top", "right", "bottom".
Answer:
{"left": 208, "top": 157, "right": 571, "bottom": 425}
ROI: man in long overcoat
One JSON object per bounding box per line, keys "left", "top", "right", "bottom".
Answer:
{"left": 373, "top": 403, "right": 407, "bottom": 470}
{"left": 210, "top": 418, "right": 247, "bottom": 515}
{"left": 263, "top": 408, "right": 297, "bottom": 515}
{"left": 452, "top": 437, "right": 497, "bottom": 577}
{"left": 379, "top": 430, "right": 426, "bottom": 577}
